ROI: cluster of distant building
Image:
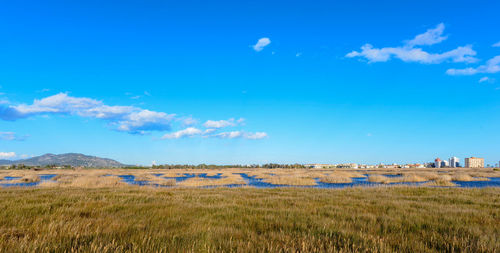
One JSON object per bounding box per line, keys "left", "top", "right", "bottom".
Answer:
{"left": 433, "top": 157, "right": 484, "bottom": 168}
{"left": 305, "top": 156, "right": 491, "bottom": 169}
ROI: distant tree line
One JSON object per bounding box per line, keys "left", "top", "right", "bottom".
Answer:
{"left": 3, "top": 164, "right": 73, "bottom": 170}
{"left": 151, "top": 163, "right": 306, "bottom": 169}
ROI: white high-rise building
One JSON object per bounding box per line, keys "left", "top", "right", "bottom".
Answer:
{"left": 434, "top": 158, "right": 441, "bottom": 168}
{"left": 441, "top": 160, "right": 449, "bottom": 167}
{"left": 449, "top": 157, "right": 459, "bottom": 168}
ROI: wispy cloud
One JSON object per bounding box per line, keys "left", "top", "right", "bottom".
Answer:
{"left": 180, "top": 116, "right": 198, "bottom": 126}
{"left": 252, "top": 38, "right": 271, "bottom": 52}
{"left": 0, "top": 132, "right": 28, "bottom": 141}
{"left": 493, "top": 41, "right": 500, "bottom": 47}
{"left": 405, "top": 23, "right": 447, "bottom": 47}
{"left": 161, "top": 127, "right": 202, "bottom": 139}
{"left": 479, "top": 77, "right": 490, "bottom": 83}
{"left": 346, "top": 23, "right": 477, "bottom": 64}
{"left": 446, "top": 56, "right": 500, "bottom": 75}
{"left": 213, "top": 131, "right": 267, "bottom": 139}
{"left": 202, "top": 118, "right": 244, "bottom": 128}
{"left": 0, "top": 93, "right": 175, "bottom": 135}
{"left": 0, "top": 152, "right": 16, "bottom": 159}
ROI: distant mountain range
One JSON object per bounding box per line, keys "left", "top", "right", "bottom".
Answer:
{"left": 0, "top": 153, "right": 125, "bottom": 167}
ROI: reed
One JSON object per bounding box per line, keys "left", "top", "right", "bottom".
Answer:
{"left": 368, "top": 175, "right": 390, "bottom": 184}
{"left": 400, "top": 173, "right": 427, "bottom": 183}
{"left": 319, "top": 175, "right": 352, "bottom": 184}
{"left": 452, "top": 173, "right": 490, "bottom": 182}
{"left": 178, "top": 173, "right": 246, "bottom": 187}
{"left": 0, "top": 187, "right": 498, "bottom": 252}
{"left": 10, "top": 174, "right": 41, "bottom": 184}
{"left": 262, "top": 175, "right": 317, "bottom": 186}
{"left": 67, "top": 175, "right": 127, "bottom": 188}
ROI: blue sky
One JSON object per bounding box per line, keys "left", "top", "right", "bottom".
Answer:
{"left": 1, "top": 0, "right": 500, "bottom": 165}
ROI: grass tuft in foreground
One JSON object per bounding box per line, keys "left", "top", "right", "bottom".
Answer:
{"left": 0, "top": 187, "right": 498, "bottom": 252}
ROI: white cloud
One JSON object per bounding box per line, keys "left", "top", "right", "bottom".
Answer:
{"left": 0, "top": 93, "right": 175, "bottom": 135}
{"left": 162, "top": 127, "right": 202, "bottom": 139}
{"left": 203, "top": 118, "right": 244, "bottom": 128}
{"left": 0, "top": 152, "right": 16, "bottom": 159}
{"left": 244, "top": 132, "right": 268, "bottom": 139}
{"left": 295, "top": 52, "right": 302, "bottom": 57}
{"left": 0, "top": 94, "right": 268, "bottom": 139}
{"left": 0, "top": 132, "right": 28, "bottom": 141}
{"left": 181, "top": 116, "right": 198, "bottom": 126}
{"left": 214, "top": 131, "right": 268, "bottom": 139}
{"left": 406, "top": 23, "right": 447, "bottom": 47}
{"left": 479, "top": 77, "right": 490, "bottom": 83}
{"left": 252, "top": 38, "right": 271, "bottom": 52}
{"left": 446, "top": 55, "right": 500, "bottom": 75}
{"left": 214, "top": 131, "right": 243, "bottom": 139}
{"left": 203, "top": 128, "right": 216, "bottom": 134}
{"left": 346, "top": 23, "right": 477, "bottom": 64}
{"left": 493, "top": 41, "right": 500, "bottom": 47}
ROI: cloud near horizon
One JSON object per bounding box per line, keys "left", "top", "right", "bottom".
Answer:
{"left": 0, "top": 93, "right": 268, "bottom": 139}
{"left": 0, "top": 152, "right": 16, "bottom": 159}
{"left": 0, "top": 93, "right": 174, "bottom": 135}
{"left": 0, "top": 131, "right": 28, "bottom": 141}
{"left": 346, "top": 23, "right": 478, "bottom": 64}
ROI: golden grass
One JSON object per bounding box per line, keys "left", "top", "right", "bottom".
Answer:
{"left": 368, "top": 175, "right": 391, "bottom": 184}
{"left": 37, "top": 181, "right": 60, "bottom": 187}
{"left": 320, "top": 175, "right": 352, "bottom": 184}
{"left": 262, "top": 175, "right": 317, "bottom": 186}
{"left": 0, "top": 168, "right": 498, "bottom": 189}
{"left": 178, "top": 173, "right": 246, "bottom": 187}
{"left": 67, "top": 175, "right": 127, "bottom": 188}
{"left": 452, "top": 173, "right": 490, "bottom": 182}
{"left": 400, "top": 173, "right": 427, "bottom": 182}
{"left": 9, "top": 174, "right": 41, "bottom": 184}
{"left": 0, "top": 187, "right": 498, "bottom": 252}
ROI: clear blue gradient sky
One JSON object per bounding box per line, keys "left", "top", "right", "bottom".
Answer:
{"left": 1, "top": 0, "right": 500, "bottom": 165}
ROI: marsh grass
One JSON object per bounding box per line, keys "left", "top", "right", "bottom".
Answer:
{"left": 178, "top": 173, "right": 246, "bottom": 187}
{"left": 262, "top": 175, "right": 317, "bottom": 186}
{"left": 67, "top": 175, "right": 126, "bottom": 188}
{"left": 0, "top": 168, "right": 499, "bottom": 188}
{"left": 368, "top": 175, "right": 391, "bottom": 184}
{"left": 320, "top": 175, "right": 352, "bottom": 184}
{"left": 0, "top": 187, "right": 498, "bottom": 252}
{"left": 9, "top": 174, "right": 40, "bottom": 184}
{"left": 452, "top": 173, "right": 489, "bottom": 182}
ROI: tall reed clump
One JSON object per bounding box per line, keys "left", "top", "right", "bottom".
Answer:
{"left": 368, "top": 175, "right": 390, "bottom": 184}
{"left": 10, "top": 174, "right": 41, "bottom": 183}
{"left": 423, "top": 175, "right": 457, "bottom": 187}
{"left": 451, "top": 173, "right": 489, "bottom": 182}
{"left": 68, "top": 175, "right": 126, "bottom": 188}
{"left": 320, "top": 175, "right": 352, "bottom": 184}
{"left": 262, "top": 175, "right": 317, "bottom": 186}
{"left": 178, "top": 173, "right": 246, "bottom": 187}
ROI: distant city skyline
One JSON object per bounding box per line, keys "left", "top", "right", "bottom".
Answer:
{"left": 1, "top": 1, "right": 500, "bottom": 165}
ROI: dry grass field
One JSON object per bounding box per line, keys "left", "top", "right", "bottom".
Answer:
{"left": 1, "top": 167, "right": 499, "bottom": 188}
{"left": 0, "top": 187, "right": 498, "bottom": 252}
